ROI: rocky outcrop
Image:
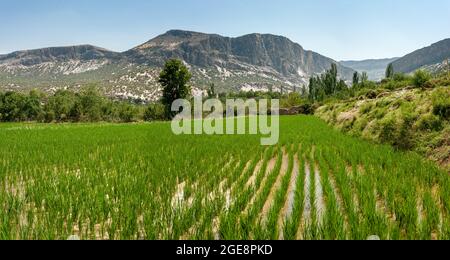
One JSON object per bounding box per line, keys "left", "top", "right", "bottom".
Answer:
{"left": 127, "top": 30, "right": 354, "bottom": 80}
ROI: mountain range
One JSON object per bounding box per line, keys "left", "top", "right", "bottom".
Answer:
{"left": 342, "top": 39, "right": 450, "bottom": 81}
{"left": 0, "top": 30, "right": 354, "bottom": 101}
{"left": 340, "top": 58, "right": 399, "bottom": 81}
{"left": 0, "top": 30, "right": 449, "bottom": 101}
{"left": 391, "top": 38, "right": 450, "bottom": 74}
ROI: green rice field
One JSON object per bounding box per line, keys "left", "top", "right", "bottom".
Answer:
{"left": 0, "top": 116, "right": 449, "bottom": 240}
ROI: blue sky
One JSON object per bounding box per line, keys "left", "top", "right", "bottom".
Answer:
{"left": 1, "top": 0, "right": 449, "bottom": 60}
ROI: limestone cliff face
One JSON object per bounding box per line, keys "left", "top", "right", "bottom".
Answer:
{"left": 126, "top": 30, "right": 354, "bottom": 80}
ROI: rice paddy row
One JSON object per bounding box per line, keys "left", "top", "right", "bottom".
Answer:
{"left": 0, "top": 116, "right": 448, "bottom": 240}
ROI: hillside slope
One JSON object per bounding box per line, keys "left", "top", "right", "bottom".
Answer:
{"left": 392, "top": 39, "right": 450, "bottom": 73}
{"left": 315, "top": 85, "right": 450, "bottom": 171}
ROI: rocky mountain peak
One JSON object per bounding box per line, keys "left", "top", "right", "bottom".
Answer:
{"left": 1, "top": 30, "right": 357, "bottom": 101}
{"left": 129, "top": 30, "right": 353, "bottom": 80}
{"left": 0, "top": 45, "right": 119, "bottom": 66}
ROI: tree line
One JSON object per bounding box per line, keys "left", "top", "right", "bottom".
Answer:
{"left": 0, "top": 59, "right": 193, "bottom": 123}
{"left": 307, "top": 61, "right": 438, "bottom": 103}
{"left": 0, "top": 86, "right": 156, "bottom": 123}
{"left": 1, "top": 59, "right": 439, "bottom": 123}
{"left": 308, "top": 64, "right": 348, "bottom": 102}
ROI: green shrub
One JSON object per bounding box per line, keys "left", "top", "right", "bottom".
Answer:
{"left": 373, "top": 107, "right": 388, "bottom": 119}
{"left": 393, "top": 73, "right": 411, "bottom": 82}
{"left": 412, "top": 70, "right": 432, "bottom": 88}
{"left": 383, "top": 81, "right": 396, "bottom": 90}
{"left": 334, "top": 90, "right": 352, "bottom": 100}
{"left": 144, "top": 103, "right": 167, "bottom": 121}
{"left": 397, "top": 113, "right": 416, "bottom": 150}
{"left": 415, "top": 113, "right": 443, "bottom": 132}
{"left": 376, "top": 99, "right": 391, "bottom": 108}
{"left": 44, "top": 111, "right": 55, "bottom": 123}
{"left": 400, "top": 102, "right": 417, "bottom": 118}
{"left": 361, "top": 81, "right": 378, "bottom": 90}
{"left": 354, "top": 117, "right": 369, "bottom": 132}
{"left": 432, "top": 88, "right": 450, "bottom": 120}
{"left": 391, "top": 99, "right": 404, "bottom": 109}
{"left": 383, "top": 79, "right": 411, "bottom": 90}
{"left": 117, "top": 103, "right": 139, "bottom": 123}
{"left": 281, "top": 92, "right": 304, "bottom": 108}
{"left": 378, "top": 115, "right": 398, "bottom": 145}
{"left": 359, "top": 102, "right": 374, "bottom": 114}
{"left": 378, "top": 113, "right": 415, "bottom": 149}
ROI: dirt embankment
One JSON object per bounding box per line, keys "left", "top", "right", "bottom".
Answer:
{"left": 315, "top": 87, "right": 450, "bottom": 172}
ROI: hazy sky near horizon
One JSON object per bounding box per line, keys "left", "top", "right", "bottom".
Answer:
{"left": 1, "top": 0, "right": 449, "bottom": 60}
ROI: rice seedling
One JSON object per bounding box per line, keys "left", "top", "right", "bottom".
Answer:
{"left": 0, "top": 116, "right": 448, "bottom": 240}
